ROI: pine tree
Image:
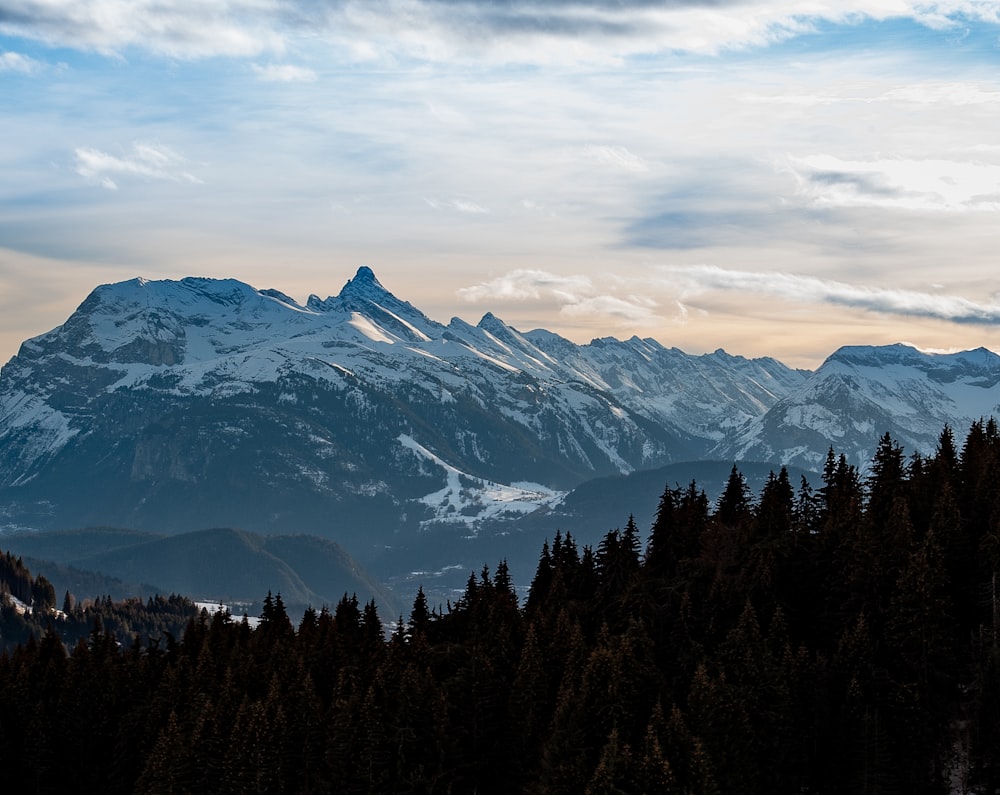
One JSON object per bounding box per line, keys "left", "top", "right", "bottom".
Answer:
{"left": 586, "top": 727, "right": 637, "bottom": 794}
{"left": 525, "top": 540, "right": 554, "bottom": 616}
{"left": 646, "top": 483, "right": 682, "bottom": 577}
{"left": 866, "top": 432, "right": 907, "bottom": 531}
{"left": 596, "top": 523, "right": 640, "bottom": 607}
{"left": 409, "top": 585, "right": 431, "bottom": 639}
{"left": 135, "top": 710, "right": 197, "bottom": 794}
{"left": 636, "top": 703, "right": 678, "bottom": 794}
{"left": 716, "top": 465, "right": 753, "bottom": 529}
{"left": 507, "top": 620, "right": 549, "bottom": 783}
{"left": 886, "top": 524, "right": 954, "bottom": 787}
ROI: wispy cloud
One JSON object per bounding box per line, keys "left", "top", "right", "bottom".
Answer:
{"left": 311, "top": 0, "right": 1000, "bottom": 61}
{"left": 74, "top": 143, "right": 203, "bottom": 190}
{"left": 458, "top": 269, "right": 661, "bottom": 326}
{"left": 0, "top": 0, "right": 286, "bottom": 59}
{"left": 743, "top": 81, "right": 1000, "bottom": 107}
{"left": 458, "top": 269, "right": 593, "bottom": 303}
{"left": 584, "top": 145, "right": 650, "bottom": 173}
{"left": 252, "top": 63, "right": 316, "bottom": 82}
{"left": 458, "top": 264, "right": 1000, "bottom": 330}
{"left": 424, "top": 197, "right": 490, "bottom": 215}
{"left": 3, "top": 1, "right": 1000, "bottom": 62}
{"left": 0, "top": 50, "right": 45, "bottom": 73}
{"left": 786, "top": 155, "right": 1000, "bottom": 212}
{"left": 881, "top": 83, "right": 1000, "bottom": 105}
{"left": 659, "top": 265, "right": 1000, "bottom": 325}
{"left": 561, "top": 294, "right": 661, "bottom": 325}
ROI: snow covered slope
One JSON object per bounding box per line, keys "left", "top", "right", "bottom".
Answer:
{"left": 3, "top": 267, "right": 994, "bottom": 564}
{"left": 0, "top": 267, "right": 805, "bottom": 549}
{"left": 714, "top": 344, "right": 1000, "bottom": 470}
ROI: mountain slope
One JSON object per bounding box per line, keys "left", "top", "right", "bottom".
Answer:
{"left": 714, "top": 344, "right": 1000, "bottom": 469}
{"left": 0, "top": 268, "right": 806, "bottom": 556}
{"left": 0, "top": 527, "right": 399, "bottom": 614}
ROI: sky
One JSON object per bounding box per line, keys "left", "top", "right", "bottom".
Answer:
{"left": 1, "top": 1, "right": 999, "bottom": 369}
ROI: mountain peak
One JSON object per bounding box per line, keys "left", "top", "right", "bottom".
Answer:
{"left": 350, "top": 265, "right": 382, "bottom": 287}
{"left": 319, "top": 266, "right": 443, "bottom": 342}
{"left": 477, "top": 311, "right": 510, "bottom": 332}
{"left": 305, "top": 266, "right": 393, "bottom": 311}
{"left": 338, "top": 266, "right": 388, "bottom": 300}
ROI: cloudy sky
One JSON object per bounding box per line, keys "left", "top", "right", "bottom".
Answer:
{"left": 2, "top": 1, "right": 999, "bottom": 368}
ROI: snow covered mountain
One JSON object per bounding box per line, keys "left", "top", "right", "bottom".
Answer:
{"left": 2, "top": 267, "right": 997, "bottom": 584}
{"left": 713, "top": 343, "right": 1000, "bottom": 470}
{"left": 0, "top": 267, "right": 804, "bottom": 554}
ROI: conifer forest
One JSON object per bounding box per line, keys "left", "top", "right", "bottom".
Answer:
{"left": 3, "top": 420, "right": 1000, "bottom": 793}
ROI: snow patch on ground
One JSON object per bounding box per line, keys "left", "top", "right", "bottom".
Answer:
{"left": 398, "top": 434, "right": 566, "bottom": 534}
{"left": 195, "top": 601, "right": 260, "bottom": 628}
{"left": 2, "top": 592, "right": 31, "bottom": 616}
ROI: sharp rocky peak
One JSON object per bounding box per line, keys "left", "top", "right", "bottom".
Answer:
{"left": 477, "top": 312, "right": 528, "bottom": 345}
{"left": 337, "top": 266, "right": 389, "bottom": 301}
{"left": 302, "top": 266, "right": 443, "bottom": 342}
{"left": 309, "top": 266, "right": 410, "bottom": 311}
{"left": 477, "top": 311, "right": 508, "bottom": 332}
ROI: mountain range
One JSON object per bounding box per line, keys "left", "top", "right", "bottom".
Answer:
{"left": 1, "top": 267, "right": 998, "bottom": 602}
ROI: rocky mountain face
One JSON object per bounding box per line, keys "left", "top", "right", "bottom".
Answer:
{"left": 0, "top": 268, "right": 801, "bottom": 538}
{"left": 714, "top": 343, "right": 1000, "bottom": 470}
{"left": 1, "top": 267, "right": 997, "bottom": 590}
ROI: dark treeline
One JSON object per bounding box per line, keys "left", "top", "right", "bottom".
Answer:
{"left": 3, "top": 419, "right": 1000, "bottom": 792}
{"left": 0, "top": 549, "right": 199, "bottom": 655}
{"left": 0, "top": 549, "right": 57, "bottom": 618}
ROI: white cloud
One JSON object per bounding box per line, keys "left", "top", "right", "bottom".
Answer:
{"left": 458, "top": 269, "right": 593, "bottom": 303}
{"left": 451, "top": 199, "right": 489, "bottom": 215}
{"left": 74, "top": 143, "right": 203, "bottom": 190}
{"left": 424, "top": 197, "right": 490, "bottom": 215}
{"left": 252, "top": 63, "right": 317, "bottom": 82}
{"left": 881, "top": 83, "right": 1000, "bottom": 106}
{"left": 584, "top": 145, "right": 650, "bottom": 173}
{"left": 659, "top": 265, "right": 1000, "bottom": 325}
{"left": 0, "top": 0, "right": 286, "bottom": 59}
{"left": 560, "top": 294, "right": 661, "bottom": 325}
{"left": 458, "top": 269, "right": 663, "bottom": 326}
{"left": 786, "top": 155, "right": 1000, "bottom": 212}
{"left": 743, "top": 81, "right": 1000, "bottom": 108}
{"left": 3, "top": 0, "right": 1000, "bottom": 63}
{"left": 0, "top": 51, "right": 44, "bottom": 74}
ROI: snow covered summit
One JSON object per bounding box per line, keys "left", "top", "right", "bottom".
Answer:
{"left": 714, "top": 343, "right": 1000, "bottom": 470}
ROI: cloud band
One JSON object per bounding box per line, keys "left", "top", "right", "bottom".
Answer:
{"left": 661, "top": 265, "right": 1000, "bottom": 325}
{"left": 3, "top": 1, "right": 999, "bottom": 61}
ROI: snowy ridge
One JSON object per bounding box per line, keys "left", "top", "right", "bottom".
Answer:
{"left": 715, "top": 344, "right": 1000, "bottom": 469}
{"left": 4, "top": 268, "right": 804, "bottom": 448}
{"left": 1, "top": 268, "right": 995, "bottom": 539}
{"left": 0, "top": 267, "right": 808, "bottom": 534}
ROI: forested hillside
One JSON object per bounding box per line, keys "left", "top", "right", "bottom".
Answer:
{"left": 2, "top": 419, "right": 1000, "bottom": 792}
{"left": 0, "top": 549, "right": 199, "bottom": 654}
